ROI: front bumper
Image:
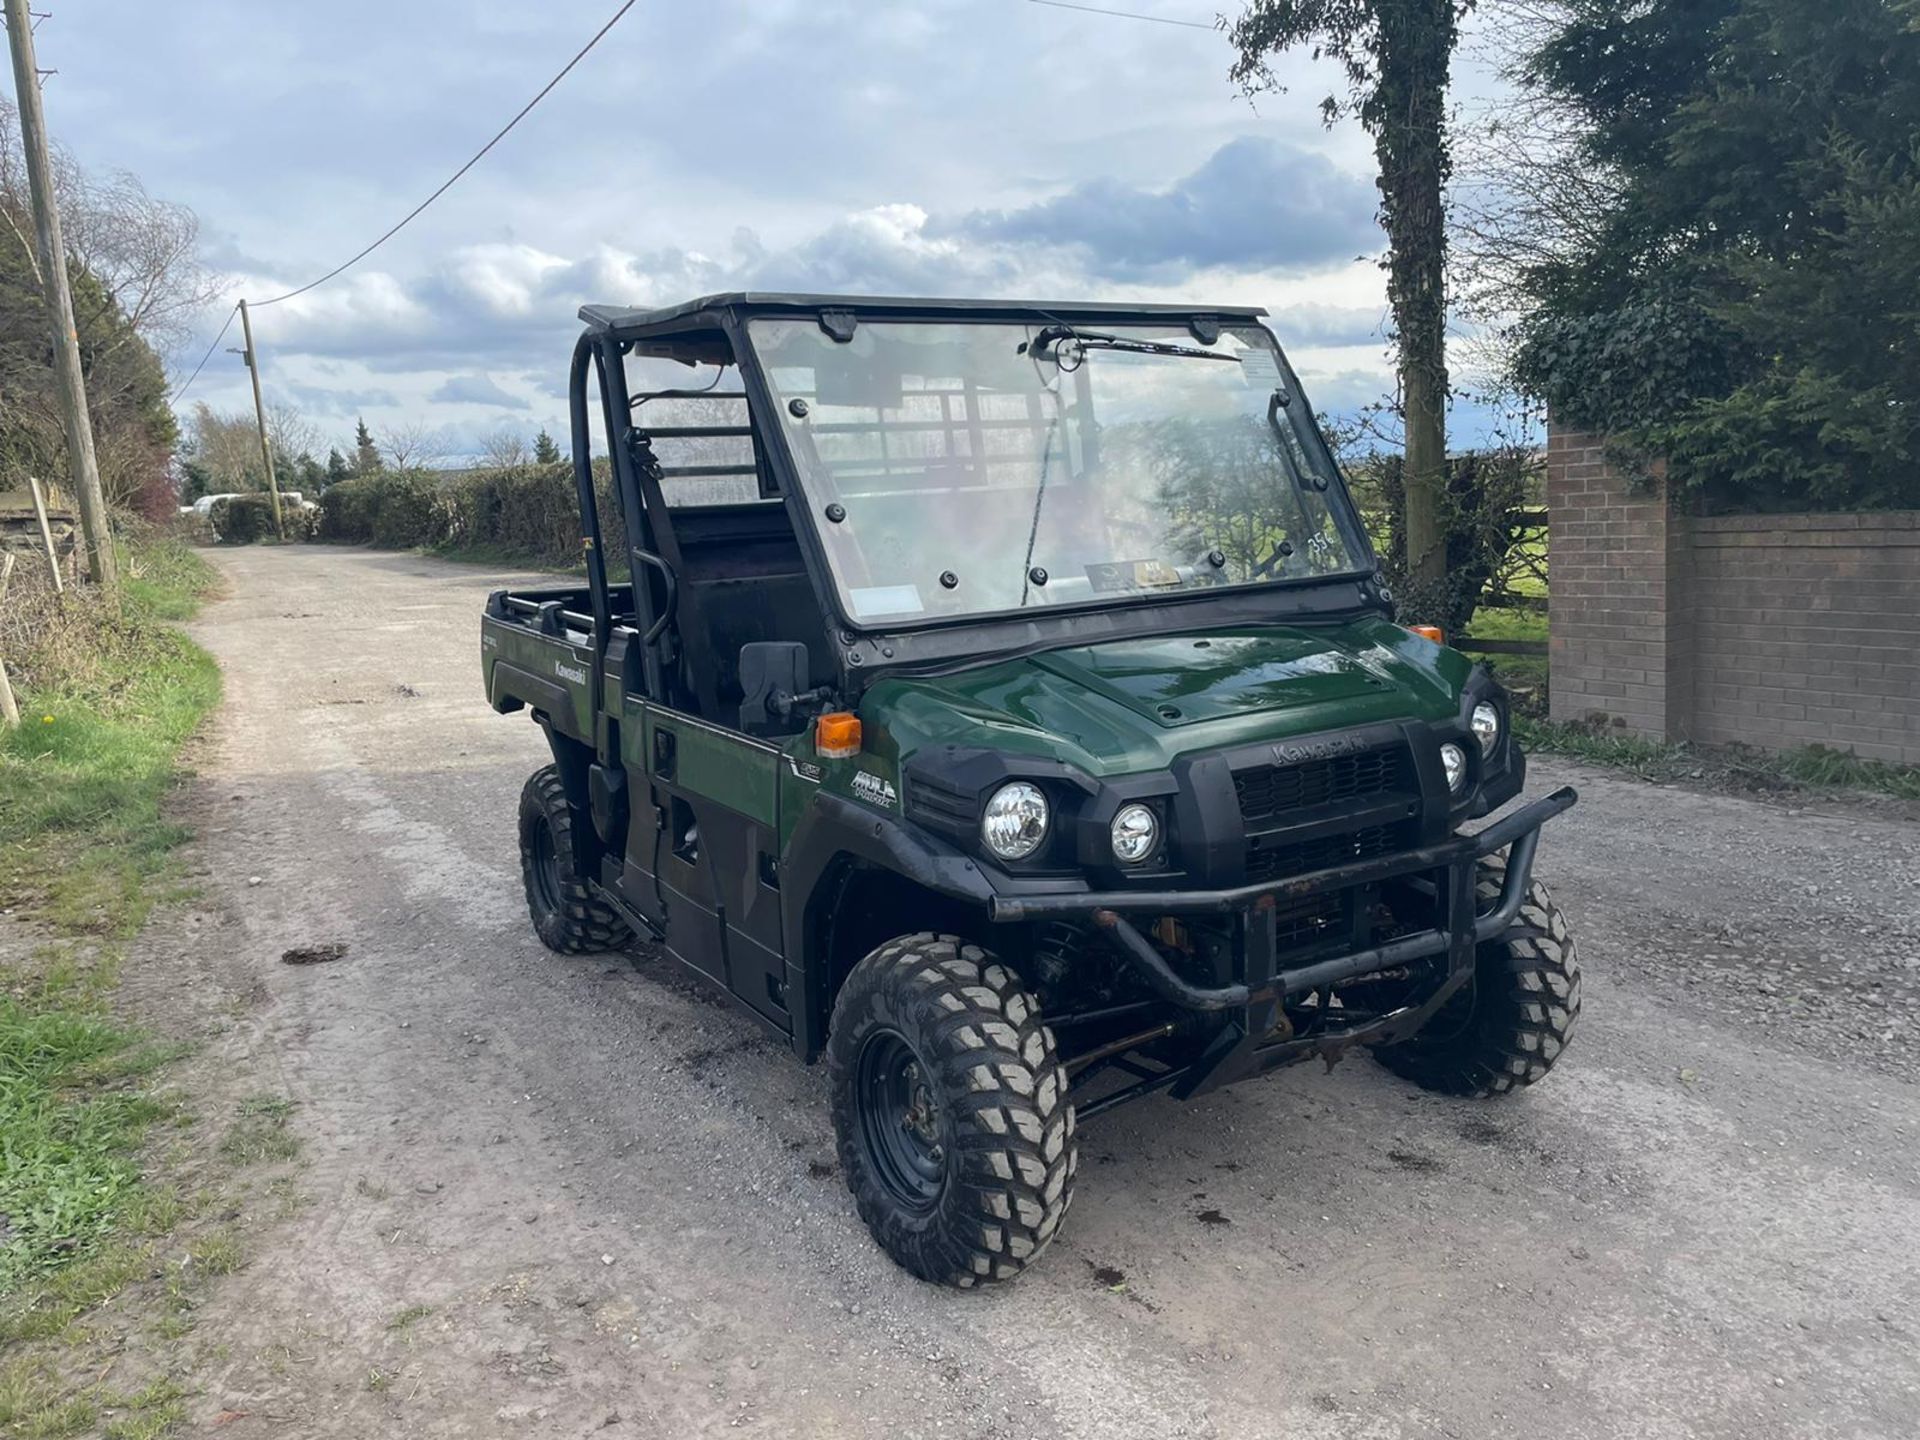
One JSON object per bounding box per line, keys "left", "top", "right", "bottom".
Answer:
{"left": 988, "top": 785, "right": 1578, "bottom": 1106}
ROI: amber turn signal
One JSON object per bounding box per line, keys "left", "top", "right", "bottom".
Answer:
{"left": 1406, "top": 624, "right": 1446, "bottom": 645}
{"left": 815, "top": 711, "right": 862, "bottom": 759}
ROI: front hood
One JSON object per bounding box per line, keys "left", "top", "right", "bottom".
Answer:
{"left": 868, "top": 617, "right": 1475, "bottom": 777}
{"left": 1028, "top": 631, "right": 1392, "bottom": 726}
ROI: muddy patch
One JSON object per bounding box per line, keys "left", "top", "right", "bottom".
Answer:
{"left": 281, "top": 942, "right": 349, "bottom": 966}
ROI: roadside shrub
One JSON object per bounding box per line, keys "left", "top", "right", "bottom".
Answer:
{"left": 368, "top": 472, "right": 437, "bottom": 549}
{"left": 312, "top": 460, "right": 613, "bottom": 570}
{"left": 208, "top": 494, "right": 278, "bottom": 545}
{"left": 315, "top": 475, "right": 380, "bottom": 543}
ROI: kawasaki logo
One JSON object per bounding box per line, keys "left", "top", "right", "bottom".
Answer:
{"left": 1270, "top": 735, "right": 1365, "bottom": 765}
{"left": 554, "top": 660, "right": 588, "bottom": 685}
{"left": 851, "top": 771, "right": 898, "bottom": 809}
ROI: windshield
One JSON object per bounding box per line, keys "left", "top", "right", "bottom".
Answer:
{"left": 749, "top": 318, "right": 1368, "bottom": 625}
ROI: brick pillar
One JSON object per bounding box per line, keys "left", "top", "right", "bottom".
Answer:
{"left": 1545, "top": 428, "right": 1693, "bottom": 738}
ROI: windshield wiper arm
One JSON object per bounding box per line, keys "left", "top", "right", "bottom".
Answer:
{"left": 1026, "top": 324, "right": 1240, "bottom": 365}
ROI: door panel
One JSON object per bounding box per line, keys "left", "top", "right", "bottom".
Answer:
{"left": 619, "top": 703, "right": 790, "bottom": 1030}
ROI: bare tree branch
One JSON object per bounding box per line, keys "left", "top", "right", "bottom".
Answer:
{"left": 379, "top": 420, "right": 449, "bottom": 472}
{"left": 477, "top": 427, "right": 532, "bottom": 471}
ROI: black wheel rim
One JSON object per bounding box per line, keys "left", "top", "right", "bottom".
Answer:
{"left": 530, "top": 818, "right": 563, "bottom": 915}
{"left": 854, "top": 1029, "right": 947, "bottom": 1212}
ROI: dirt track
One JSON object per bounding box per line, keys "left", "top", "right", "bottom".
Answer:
{"left": 151, "top": 545, "right": 1920, "bottom": 1439}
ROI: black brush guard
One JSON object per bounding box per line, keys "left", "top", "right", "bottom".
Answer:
{"left": 988, "top": 786, "right": 1578, "bottom": 1114}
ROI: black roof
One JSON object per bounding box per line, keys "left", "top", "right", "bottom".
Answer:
{"left": 578, "top": 291, "right": 1268, "bottom": 339}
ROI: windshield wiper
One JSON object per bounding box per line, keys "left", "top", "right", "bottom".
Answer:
{"left": 1025, "top": 324, "right": 1240, "bottom": 367}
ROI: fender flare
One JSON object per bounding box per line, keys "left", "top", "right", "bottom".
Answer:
{"left": 780, "top": 794, "right": 1001, "bottom": 1060}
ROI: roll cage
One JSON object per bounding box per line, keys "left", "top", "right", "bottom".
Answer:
{"left": 567, "top": 292, "right": 1393, "bottom": 726}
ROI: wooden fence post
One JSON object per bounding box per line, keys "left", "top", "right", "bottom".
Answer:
{"left": 26, "top": 475, "right": 64, "bottom": 595}
{"left": 0, "top": 551, "right": 18, "bottom": 728}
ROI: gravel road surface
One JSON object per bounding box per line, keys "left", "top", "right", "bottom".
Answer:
{"left": 163, "top": 546, "right": 1920, "bottom": 1438}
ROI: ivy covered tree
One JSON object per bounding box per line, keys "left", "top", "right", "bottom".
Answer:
{"left": 1509, "top": 0, "right": 1920, "bottom": 510}
{"left": 1226, "top": 0, "right": 1469, "bottom": 613}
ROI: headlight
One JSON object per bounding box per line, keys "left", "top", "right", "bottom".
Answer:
{"left": 981, "top": 781, "right": 1049, "bottom": 860}
{"left": 1109, "top": 803, "right": 1160, "bottom": 865}
{"left": 1471, "top": 701, "right": 1501, "bottom": 750}
{"left": 1440, "top": 742, "right": 1468, "bottom": 794}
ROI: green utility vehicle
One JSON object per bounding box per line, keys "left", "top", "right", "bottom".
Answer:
{"left": 483, "top": 293, "right": 1580, "bottom": 1286}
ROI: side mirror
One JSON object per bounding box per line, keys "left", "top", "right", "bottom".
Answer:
{"left": 739, "top": 642, "right": 811, "bottom": 735}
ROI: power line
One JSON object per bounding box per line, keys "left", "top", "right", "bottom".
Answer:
{"left": 1024, "top": 0, "right": 1218, "bottom": 30}
{"left": 167, "top": 300, "right": 239, "bottom": 404}
{"left": 249, "top": 0, "right": 638, "bottom": 308}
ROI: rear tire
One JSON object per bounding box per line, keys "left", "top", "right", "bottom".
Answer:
{"left": 828, "top": 934, "right": 1076, "bottom": 1286}
{"left": 518, "top": 765, "right": 632, "bottom": 954}
{"left": 1371, "top": 853, "right": 1580, "bottom": 1096}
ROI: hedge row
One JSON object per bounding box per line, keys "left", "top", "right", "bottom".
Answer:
{"left": 209, "top": 493, "right": 316, "bottom": 544}
{"left": 313, "top": 464, "right": 616, "bottom": 568}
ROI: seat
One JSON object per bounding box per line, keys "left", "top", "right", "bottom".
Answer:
{"left": 667, "top": 502, "right": 834, "bottom": 723}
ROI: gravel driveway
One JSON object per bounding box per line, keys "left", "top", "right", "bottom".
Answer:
{"left": 162, "top": 545, "right": 1920, "bottom": 1439}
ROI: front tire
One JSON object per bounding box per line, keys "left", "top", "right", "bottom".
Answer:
{"left": 828, "top": 934, "right": 1076, "bottom": 1286}
{"left": 1372, "top": 853, "right": 1580, "bottom": 1096}
{"left": 518, "top": 765, "right": 632, "bottom": 954}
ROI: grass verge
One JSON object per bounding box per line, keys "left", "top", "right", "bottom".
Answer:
{"left": 1516, "top": 717, "right": 1920, "bottom": 801}
{"left": 0, "top": 535, "right": 221, "bottom": 1305}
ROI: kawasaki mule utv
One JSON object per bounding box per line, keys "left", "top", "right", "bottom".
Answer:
{"left": 481, "top": 293, "right": 1580, "bottom": 1286}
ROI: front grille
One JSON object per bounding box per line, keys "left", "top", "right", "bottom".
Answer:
{"left": 1244, "top": 821, "right": 1412, "bottom": 885}
{"left": 1233, "top": 745, "right": 1408, "bottom": 824}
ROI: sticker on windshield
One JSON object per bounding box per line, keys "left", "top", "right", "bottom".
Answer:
{"left": 848, "top": 584, "right": 924, "bottom": 618}
{"left": 1087, "top": 559, "right": 1182, "bottom": 592}
{"left": 1239, "top": 348, "right": 1281, "bottom": 388}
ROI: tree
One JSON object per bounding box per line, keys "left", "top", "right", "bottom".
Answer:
{"left": 478, "top": 427, "right": 531, "bottom": 471}
{"left": 1447, "top": 3, "right": 1626, "bottom": 385}
{"left": 1, "top": 101, "right": 186, "bottom": 516}
{"left": 1226, "top": 0, "right": 1468, "bottom": 611}
{"left": 325, "top": 447, "right": 352, "bottom": 488}
{"left": 0, "top": 99, "right": 221, "bottom": 358}
{"left": 353, "top": 417, "right": 382, "bottom": 475}
{"left": 533, "top": 426, "right": 562, "bottom": 465}
{"left": 378, "top": 420, "right": 445, "bottom": 472}
{"left": 264, "top": 400, "right": 319, "bottom": 475}
{"left": 1505, "top": 0, "right": 1920, "bottom": 510}
{"left": 183, "top": 403, "right": 262, "bottom": 492}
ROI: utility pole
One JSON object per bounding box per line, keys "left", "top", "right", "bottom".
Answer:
{"left": 236, "top": 299, "right": 286, "bottom": 538}
{"left": 5, "top": 0, "right": 117, "bottom": 590}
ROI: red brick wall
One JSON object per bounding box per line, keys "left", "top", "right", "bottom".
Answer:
{"left": 1546, "top": 429, "right": 1920, "bottom": 765}
{"left": 1544, "top": 430, "right": 1693, "bottom": 738}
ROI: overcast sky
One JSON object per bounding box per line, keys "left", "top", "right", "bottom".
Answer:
{"left": 18, "top": 0, "right": 1515, "bottom": 460}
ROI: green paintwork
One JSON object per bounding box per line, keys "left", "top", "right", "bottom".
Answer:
{"left": 1029, "top": 631, "right": 1391, "bottom": 726}
{"left": 485, "top": 606, "right": 1479, "bottom": 843}
{"left": 647, "top": 710, "right": 780, "bottom": 823}
{"left": 480, "top": 614, "right": 597, "bottom": 740}
{"left": 862, "top": 617, "right": 1475, "bottom": 779}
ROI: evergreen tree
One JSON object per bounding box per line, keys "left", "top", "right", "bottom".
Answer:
{"left": 353, "top": 417, "right": 383, "bottom": 475}
{"left": 533, "top": 427, "right": 562, "bottom": 465}
{"left": 325, "top": 448, "right": 352, "bottom": 488}
{"left": 1510, "top": 0, "right": 1920, "bottom": 509}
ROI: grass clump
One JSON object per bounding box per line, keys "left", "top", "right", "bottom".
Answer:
{"left": 0, "top": 1005, "right": 170, "bottom": 1291}
{"left": 386, "top": 1302, "right": 432, "bottom": 1332}
{"left": 218, "top": 1095, "right": 299, "bottom": 1165}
